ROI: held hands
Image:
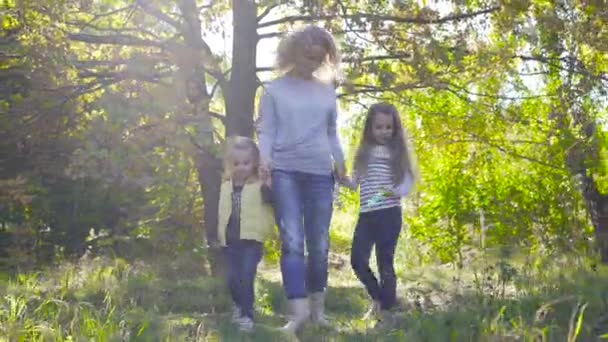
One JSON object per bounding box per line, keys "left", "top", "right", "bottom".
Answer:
{"left": 334, "top": 163, "right": 349, "bottom": 186}
{"left": 260, "top": 159, "right": 272, "bottom": 187}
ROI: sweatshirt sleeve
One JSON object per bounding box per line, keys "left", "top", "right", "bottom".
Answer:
{"left": 327, "top": 95, "right": 345, "bottom": 166}
{"left": 257, "top": 89, "right": 276, "bottom": 164}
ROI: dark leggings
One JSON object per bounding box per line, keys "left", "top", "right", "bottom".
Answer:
{"left": 225, "top": 239, "right": 263, "bottom": 319}
{"left": 350, "top": 206, "right": 402, "bottom": 310}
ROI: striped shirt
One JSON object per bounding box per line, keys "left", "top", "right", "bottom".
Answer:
{"left": 351, "top": 145, "right": 413, "bottom": 213}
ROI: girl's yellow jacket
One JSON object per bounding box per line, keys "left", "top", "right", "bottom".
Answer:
{"left": 217, "top": 180, "right": 275, "bottom": 246}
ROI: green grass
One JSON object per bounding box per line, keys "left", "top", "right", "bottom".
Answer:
{"left": 1, "top": 232, "right": 608, "bottom": 341}
{"left": 2, "top": 248, "right": 608, "bottom": 341}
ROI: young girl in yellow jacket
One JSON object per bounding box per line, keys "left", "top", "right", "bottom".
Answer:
{"left": 217, "top": 136, "right": 275, "bottom": 332}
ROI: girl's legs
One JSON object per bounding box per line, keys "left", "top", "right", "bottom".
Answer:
{"left": 374, "top": 206, "right": 402, "bottom": 310}
{"left": 234, "top": 240, "right": 263, "bottom": 319}
{"left": 224, "top": 244, "right": 241, "bottom": 312}
{"left": 350, "top": 212, "right": 382, "bottom": 302}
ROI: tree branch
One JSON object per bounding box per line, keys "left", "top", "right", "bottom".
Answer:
{"left": 514, "top": 54, "right": 608, "bottom": 82}
{"left": 67, "top": 33, "right": 165, "bottom": 48}
{"left": 136, "top": 0, "right": 181, "bottom": 29}
{"left": 256, "top": 52, "right": 414, "bottom": 72}
{"left": 257, "top": 2, "right": 283, "bottom": 22}
{"left": 68, "top": 5, "right": 135, "bottom": 30}
{"left": 337, "top": 82, "right": 429, "bottom": 98}
{"left": 257, "top": 5, "right": 501, "bottom": 28}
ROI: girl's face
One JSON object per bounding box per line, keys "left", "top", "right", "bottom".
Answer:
{"left": 292, "top": 43, "right": 327, "bottom": 78}
{"left": 231, "top": 149, "right": 256, "bottom": 183}
{"left": 370, "top": 112, "right": 394, "bottom": 145}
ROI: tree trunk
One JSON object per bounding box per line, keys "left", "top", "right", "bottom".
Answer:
{"left": 195, "top": 147, "right": 223, "bottom": 274}
{"left": 226, "top": 0, "right": 258, "bottom": 138}
{"left": 581, "top": 175, "right": 608, "bottom": 262}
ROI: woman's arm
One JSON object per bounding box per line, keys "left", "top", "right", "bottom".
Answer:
{"left": 328, "top": 97, "right": 346, "bottom": 173}
{"left": 258, "top": 89, "right": 276, "bottom": 166}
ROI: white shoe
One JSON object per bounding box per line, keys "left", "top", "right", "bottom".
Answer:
{"left": 236, "top": 316, "right": 254, "bottom": 332}
{"left": 309, "top": 292, "right": 331, "bottom": 328}
{"left": 282, "top": 298, "right": 310, "bottom": 333}
{"left": 231, "top": 304, "right": 241, "bottom": 323}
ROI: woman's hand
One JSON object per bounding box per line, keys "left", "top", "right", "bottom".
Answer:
{"left": 260, "top": 160, "right": 272, "bottom": 186}
{"left": 334, "top": 163, "right": 346, "bottom": 184}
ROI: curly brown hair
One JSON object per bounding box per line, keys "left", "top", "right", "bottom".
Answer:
{"left": 276, "top": 25, "right": 340, "bottom": 79}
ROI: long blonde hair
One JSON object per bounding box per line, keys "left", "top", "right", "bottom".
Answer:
{"left": 354, "top": 103, "right": 414, "bottom": 184}
{"left": 222, "top": 136, "right": 260, "bottom": 182}
{"left": 276, "top": 25, "right": 341, "bottom": 82}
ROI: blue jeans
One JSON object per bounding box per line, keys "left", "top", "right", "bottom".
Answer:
{"left": 272, "top": 170, "right": 334, "bottom": 299}
{"left": 225, "top": 239, "right": 263, "bottom": 318}
{"left": 350, "top": 206, "right": 402, "bottom": 310}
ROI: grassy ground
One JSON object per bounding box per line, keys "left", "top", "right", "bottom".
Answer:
{"left": 2, "top": 211, "right": 608, "bottom": 341}
{"left": 2, "top": 246, "right": 608, "bottom": 341}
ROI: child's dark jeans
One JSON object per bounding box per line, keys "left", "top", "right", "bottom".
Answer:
{"left": 350, "top": 206, "right": 402, "bottom": 310}
{"left": 225, "top": 239, "right": 263, "bottom": 319}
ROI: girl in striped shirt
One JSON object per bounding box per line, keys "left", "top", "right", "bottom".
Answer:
{"left": 345, "top": 102, "right": 416, "bottom": 327}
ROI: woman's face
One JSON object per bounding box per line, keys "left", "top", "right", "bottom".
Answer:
{"left": 292, "top": 43, "right": 327, "bottom": 78}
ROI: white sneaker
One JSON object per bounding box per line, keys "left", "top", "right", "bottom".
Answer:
{"left": 231, "top": 304, "right": 241, "bottom": 323}
{"left": 236, "top": 316, "right": 254, "bottom": 332}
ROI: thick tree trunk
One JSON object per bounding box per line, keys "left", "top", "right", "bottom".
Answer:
{"left": 226, "top": 0, "right": 258, "bottom": 137}
{"left": 581, "top": 175, "right": 608, "bottom": 262}
{"left": 195, "top": 148, "right": 223, "bottom": 274}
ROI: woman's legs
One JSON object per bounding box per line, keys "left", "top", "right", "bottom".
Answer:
{"left": 272, "top": 170, "right": 307, "bottom": 300}
{"left": 272, "top": 170, "right": 335, "bottom": 330}
{"left": 302, "top": 173, "right": 334, "bottom": 294}
{"left": 302, "top": 173, "right": 334, "bottom": 325}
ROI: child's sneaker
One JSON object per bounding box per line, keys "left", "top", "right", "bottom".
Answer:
{"left": 236, "top": 316, "right": 254, "bottom": 332}
{"left": 231, "top": 304, "right": 241, "bottom": 323}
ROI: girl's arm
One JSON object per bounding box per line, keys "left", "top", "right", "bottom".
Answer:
{"left": 257, "top": 89, "right": 276, "bottom": 166}
{"left": 391, "top": 172, "right": 414, "bottom": 197}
